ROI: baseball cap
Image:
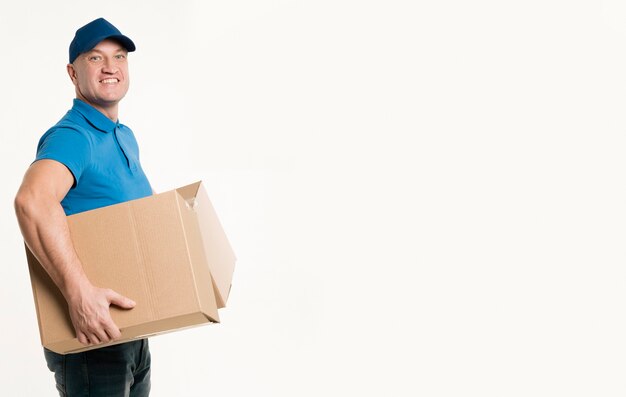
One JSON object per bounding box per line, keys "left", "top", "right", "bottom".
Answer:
{"left": 69, "top": 18, "right": 135, "bottom": 63}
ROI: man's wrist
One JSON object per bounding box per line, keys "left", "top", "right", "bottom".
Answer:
{"left": 61, "top": 272, "right": 92, "bottom": 303}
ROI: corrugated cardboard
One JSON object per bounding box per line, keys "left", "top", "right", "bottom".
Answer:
{"left": 26, "top": 181, "right": 236, "bottom": 354}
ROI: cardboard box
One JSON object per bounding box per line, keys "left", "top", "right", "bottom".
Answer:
{"left": 26, "top": 181, "right": 236, "bottom": 354}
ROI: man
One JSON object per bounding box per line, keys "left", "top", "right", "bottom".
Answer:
{"left": 14, "top": 18, "right": 152, "bottom": 396}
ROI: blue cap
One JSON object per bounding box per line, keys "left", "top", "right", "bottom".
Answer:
{"left": 69, "top": 18, "right": 135, "bottom": 64}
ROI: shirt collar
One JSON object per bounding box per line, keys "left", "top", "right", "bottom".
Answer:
{"left": 71, "top": 98, "right": 119, "bottom": 133}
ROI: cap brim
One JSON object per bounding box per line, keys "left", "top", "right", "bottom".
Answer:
{"left": 105, "top": 34, "right": 136, "bottom": 52}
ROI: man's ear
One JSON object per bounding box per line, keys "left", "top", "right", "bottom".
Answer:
{"left": 66, "top": 63, "right": 78, "bottom": 86}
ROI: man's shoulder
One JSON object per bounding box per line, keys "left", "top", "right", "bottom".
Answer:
{"left": 39, "top": 122, "right": 85, "bottom": 143}
{"left": 45, "top": 105, "right": 102, "bottom": 136}
{"left": 37, "top": 112, "right": 95, "bottom": 151}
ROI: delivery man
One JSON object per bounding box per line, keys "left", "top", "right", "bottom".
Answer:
{"left": 14, "top": 18, "right": 152, "bottom": 396}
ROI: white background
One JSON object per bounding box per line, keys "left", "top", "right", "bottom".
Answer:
{"left": 1, "top": 0, "right": 626, "bottom": 396}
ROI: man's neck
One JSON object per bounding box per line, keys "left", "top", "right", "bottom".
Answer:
{"left": 76, "top": 96, "right": 119, "bottom": 122}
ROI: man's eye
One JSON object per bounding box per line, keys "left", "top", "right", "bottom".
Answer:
{"left": 89, "top": 56, "right": 101, "bottom": 61}
{"left": 115, "top": 54, "right": 126, "bottom": 60}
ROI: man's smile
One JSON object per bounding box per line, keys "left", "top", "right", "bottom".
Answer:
{"left": 100, "top": 78, "right": 119, "bottom": 84}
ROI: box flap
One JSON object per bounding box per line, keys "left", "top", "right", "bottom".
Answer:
{"left": 192, "top": 182, "right": 237, "bottom": 307}
{"left": 175, "top": 181, "right": 202, "bottom": 202}
{"left": 175, "top": 190, "right": 220, "bottom": 319}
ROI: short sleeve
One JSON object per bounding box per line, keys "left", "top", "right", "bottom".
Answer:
{"left": 35, "top": 127, "right": 92, "bottom": 186}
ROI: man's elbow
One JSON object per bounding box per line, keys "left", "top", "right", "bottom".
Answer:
{"left": 14, "top": 189, "right": 34, "bottom": 222}
{"left": 14, "top": 188, "right": 50, "bottom": 223}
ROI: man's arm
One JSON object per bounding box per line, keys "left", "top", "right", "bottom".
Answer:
{"left": 14, "top": 159, "right": 135, "bottom": 346}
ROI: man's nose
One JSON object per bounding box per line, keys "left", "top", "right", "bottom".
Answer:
{"left": 102, "top": 58, "right": 118, "bottom": 73}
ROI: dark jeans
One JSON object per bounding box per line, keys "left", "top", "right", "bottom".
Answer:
{"left": 44, "top": 339, "right": 151, "bottom": 397}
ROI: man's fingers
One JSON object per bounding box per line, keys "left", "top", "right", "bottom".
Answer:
{"left": 77, "top": 325, "right": 120, "bottom": 345}
{"left": 102, "top": 317, "right": 122, "bottom": 341}
{"left": 105, "top": 325, "right": 122, "bottom": 340}
{"left": 88, "top": 334, "right": 101, "bottom": 345}
{"left": 93, "top": 327, "right": 111, "bottom": 344}
{"left": 77, "top": 331, "right": 89, "bottom": 345}
{"left": 106, "top": 289, "right": 136, "bottom": 309}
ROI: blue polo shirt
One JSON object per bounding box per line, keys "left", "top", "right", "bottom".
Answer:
{"left": 35, "top": 99, "right": 152, "bottom": 216}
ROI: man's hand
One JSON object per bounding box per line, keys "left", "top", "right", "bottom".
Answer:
{"left": 67, "top": 283, "right": 136, "bottom": 345}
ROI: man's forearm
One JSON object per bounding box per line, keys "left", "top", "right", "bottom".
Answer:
{"left": 14, "top": 189, "right": 90, "bottom": 301}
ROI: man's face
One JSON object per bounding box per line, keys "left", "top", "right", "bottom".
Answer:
{"left": 67, "top": 39, "right": 130, "bottom": 114}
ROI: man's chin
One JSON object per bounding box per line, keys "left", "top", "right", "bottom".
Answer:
{"left": 96, "top": 96, "right": 125, "bottom": 107}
